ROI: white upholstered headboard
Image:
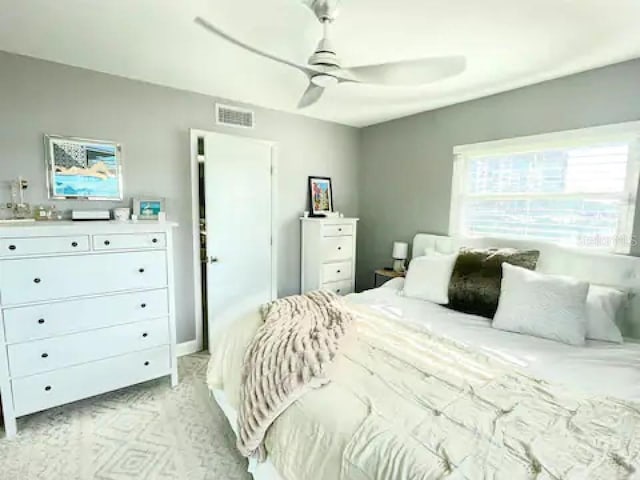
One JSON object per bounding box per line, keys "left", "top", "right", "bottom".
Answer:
{"left": 412, "top": 233, "right": 640, "bottom": 339}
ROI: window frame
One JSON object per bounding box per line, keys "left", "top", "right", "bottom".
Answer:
{"left": 449, "top": 121, "right": 640, "bottom": 253}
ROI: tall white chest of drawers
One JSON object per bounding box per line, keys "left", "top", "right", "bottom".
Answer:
{"left": 301, "top": 217, "right": 358, "bottom": 296}
{"left": 0, "top": 221, "right": 178, "bottom": 437}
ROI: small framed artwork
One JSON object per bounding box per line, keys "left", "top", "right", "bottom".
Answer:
{"left": 308, "top": 176, "right": 333, "bottom": 217}
{"left": 133, "top": 197, "right": 165, "bottom": 220}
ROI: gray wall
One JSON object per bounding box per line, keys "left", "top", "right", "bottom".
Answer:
{"left": 358, "top": 58, "right": 640, "bottom": 290}
{"left": 0, "top": 51, "right": 360, "bottom": 343}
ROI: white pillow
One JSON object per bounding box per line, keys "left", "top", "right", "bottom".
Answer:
{"left": 380, "top": 277, "right": 405, "bottom": 291}
{"left": 586, "top": 285, "right": 625, "bottom": 343}
{"left": 492, "top": 263, "right": 589, "bottom": 345}
{"left": 402, "top": 253, "right": 457, "bottom": 304}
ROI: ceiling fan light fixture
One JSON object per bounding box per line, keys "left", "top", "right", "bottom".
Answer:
{"left": 311, "top": 74, "right": 339, "bottom": 88}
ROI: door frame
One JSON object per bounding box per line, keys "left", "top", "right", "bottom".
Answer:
{"left": 189, "top": 128, "right": 278, "bottom": 353}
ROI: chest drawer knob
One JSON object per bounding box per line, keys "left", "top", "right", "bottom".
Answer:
{"left": 44, "top": 385, "right": 52, "bottom": 392}
{"left": 338, "top": 228, "right": 343, "bottom": 232}
{"left": 138, "top": 268, "right": 145, "bottom": 273}
{"left": 142, "top": 332, "right": 148, "bottom": 338}
{"left": 8, "top": 244, "right": 16, "bottom": 251}
{"left": 104, "top": 240, "right": 111, "bottom": 246}
{"left": 336, "top": 289, "right": 341, "bottom": 293}
{"left": 337, "top": 270, "right": 341, "bottom": 273}
{"left": 152, "top": 238, "right": 158, "bottom": 244}
{"left": 34, "top": 278, "right": 41, "bottom": 284}
{"left": 144, "top": 361, "right": 150, "bottom": 366}
{"left": 337, "top": 246, "right": 342, "bottom": 251}
{"left": 41, "top": 353, "right": 49, "bottom": 358}
{"left": 38, "top": 318, "right": 45, "bottom": 325}
{"left": 71, "top": 241, "right": 78, "bottom": 247}
{"left": 141, "top": 303, "right": 147, "bottom": 308}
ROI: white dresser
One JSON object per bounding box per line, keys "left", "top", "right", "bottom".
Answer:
{"left": 301, "top": 217, "right": 358, "bottom": 295}
{"left": 0, "top": 221, "right": 178, "bottom": 437}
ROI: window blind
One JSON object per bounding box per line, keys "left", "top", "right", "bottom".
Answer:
{"left": 450, "top": 124, "right": 640, "bottom": 253}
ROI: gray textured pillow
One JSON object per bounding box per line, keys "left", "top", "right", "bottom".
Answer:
{"left": 447, "top": 247, "right": 540, "bottom": 318}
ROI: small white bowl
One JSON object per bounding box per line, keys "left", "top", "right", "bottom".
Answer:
{"left": 113, "top": 207, "right": 131, "bottom": 222}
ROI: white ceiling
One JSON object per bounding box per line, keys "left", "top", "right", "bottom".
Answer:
{"left": 1, "top": 0, "right": 639, "bottom": 127}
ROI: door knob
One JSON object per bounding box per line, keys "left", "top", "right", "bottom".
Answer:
{"left": 209, "top": 257, "right": 219, "bottom": 264}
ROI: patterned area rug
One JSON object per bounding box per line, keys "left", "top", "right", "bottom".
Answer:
{"left": 0, "top": 353, "right": 250, "bottom": 480}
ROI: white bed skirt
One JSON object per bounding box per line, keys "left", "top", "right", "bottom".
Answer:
{"left": 211, "top": 389, "right": 284, "bottom": 480}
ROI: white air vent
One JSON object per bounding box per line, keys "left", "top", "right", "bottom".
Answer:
{"left": 216, "top": 104, "right": 255, "bottom": 129}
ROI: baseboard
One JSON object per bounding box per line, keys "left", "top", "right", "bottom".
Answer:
{"left": 176, "top": 339, "right": 201, "bottom": 357}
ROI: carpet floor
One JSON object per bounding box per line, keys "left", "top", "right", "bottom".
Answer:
{"left": 0, "top": 353, "right": 251, "bottom": 480}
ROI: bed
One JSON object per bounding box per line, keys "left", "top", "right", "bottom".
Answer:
{"left": 208, "top": 234, "right": 640, "bottom": 480}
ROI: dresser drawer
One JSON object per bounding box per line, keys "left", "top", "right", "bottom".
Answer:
{"left": 321, "top": 280, "right": 353, "bottom": 296}
{"left": 0, "top": 235, "right": 89, "bottom": 257}
{"left": 3, "top": 289, "right": 168, "bottom": 344}
{"left": 321, "top": 237, "right": 353, "bottom": 262}
{"left": 7, "top": 317, "right": 169, "bottom": 377}
{"left": 322, "top": 224, "right": 354, "bottom": 237}
{"left": 11, "top": 346, "right": 170, "bottom": 416}
{"left": 0, "top": 251, "right": 167, "bottom": 305}
{"left": 93, "top": 233, "right": 166, "bottom": 251}
{"left": 321, "top": 261, "right": 352, "bottom": 283}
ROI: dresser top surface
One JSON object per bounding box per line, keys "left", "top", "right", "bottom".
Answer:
{"left": 299, "top": 217, "right": 359, "bottom": 223}
{"left": 0, "top": 220, "right": 178, "bottom": 237}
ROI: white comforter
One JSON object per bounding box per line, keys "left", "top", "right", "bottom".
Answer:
{"left": 208, "top": 282, "right": 640, "bottom": 479}
{"left": 352, "top": 281, "right": 640, "bottom": 402}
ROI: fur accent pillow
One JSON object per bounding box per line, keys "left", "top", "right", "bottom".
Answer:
{"left": 447, "top": 247, "right": 540, "bottom": 318}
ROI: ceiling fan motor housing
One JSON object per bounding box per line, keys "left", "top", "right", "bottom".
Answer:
{"left": 309, "top": 37, "right": 340, "bottom": 68}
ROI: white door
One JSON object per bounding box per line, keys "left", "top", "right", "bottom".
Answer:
{"left": 203, "top": 132, "right": 274, "bottom": 344}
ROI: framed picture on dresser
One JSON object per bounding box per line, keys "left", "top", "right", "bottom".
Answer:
{"left": 133, "top": 197, "right": 165, "bottom": 220}
{"left": 308, "top": 176, "right": 333, "bottom": 217}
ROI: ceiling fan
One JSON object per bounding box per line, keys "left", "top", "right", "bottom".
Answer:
{"left": 195, "top": 0, "right": 466, "bottom": 108}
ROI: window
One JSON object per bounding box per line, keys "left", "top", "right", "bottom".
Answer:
{"left": 449, "top": 122, "right": 640, "bottom": 253}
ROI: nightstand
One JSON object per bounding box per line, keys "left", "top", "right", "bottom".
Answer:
{"left": 373, "top": 268, "right": 406, "bottom": 288}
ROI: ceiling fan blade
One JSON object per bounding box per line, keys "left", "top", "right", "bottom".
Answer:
{"left": 343, "top": 56, "right": 466, "bottom": 86}
{"left": 298, "top": 83, "right": 325, "bottom": 108}
{"left": 195, "top": 16, "right": 314, "bottom": 76}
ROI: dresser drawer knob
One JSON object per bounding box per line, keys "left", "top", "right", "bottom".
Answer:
{"left": 144, "top": 361, "right": 150, "bottom": 366}
{"left": 336, "top": 289, "right": 341, "bottom": 293}
{"left": 141, "top": 303, "right": 147, "bottom": 308}
{"left": 152, "top": 238, "right": 158, "bottom": 244}
{"left": 34, "top": 278, "right": 41, "bottom": 284}
{"left": 8, "top": 244, "right": 16, "bottom": 251}
{"left": 71, "top": 241, "right": 78, "bottom": 247}
{"left": 337, "top": 246, "right": 342, "bottom": 250}
{"left": 138, "top": 268, "right": 145, "bottom": 273}
{"left": 104, "top": 240, "right": 111, "bottom": 246}
{"left": 142, "top": 332, "right": 148, "bottom": 338}
{"left": 38, "top": 318, "right": 45, "bottom": 325}
{"left": 338, "top": 228, "right": 342, "bottom": 232}
{"left": 337, "top": 270, "right": 341, "bottom": 274}
{"left": 44, "top": 385, "right": 52, "bottom": 392}
{"left": 41, "top": 353, "right": 48, "bottom": 358}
